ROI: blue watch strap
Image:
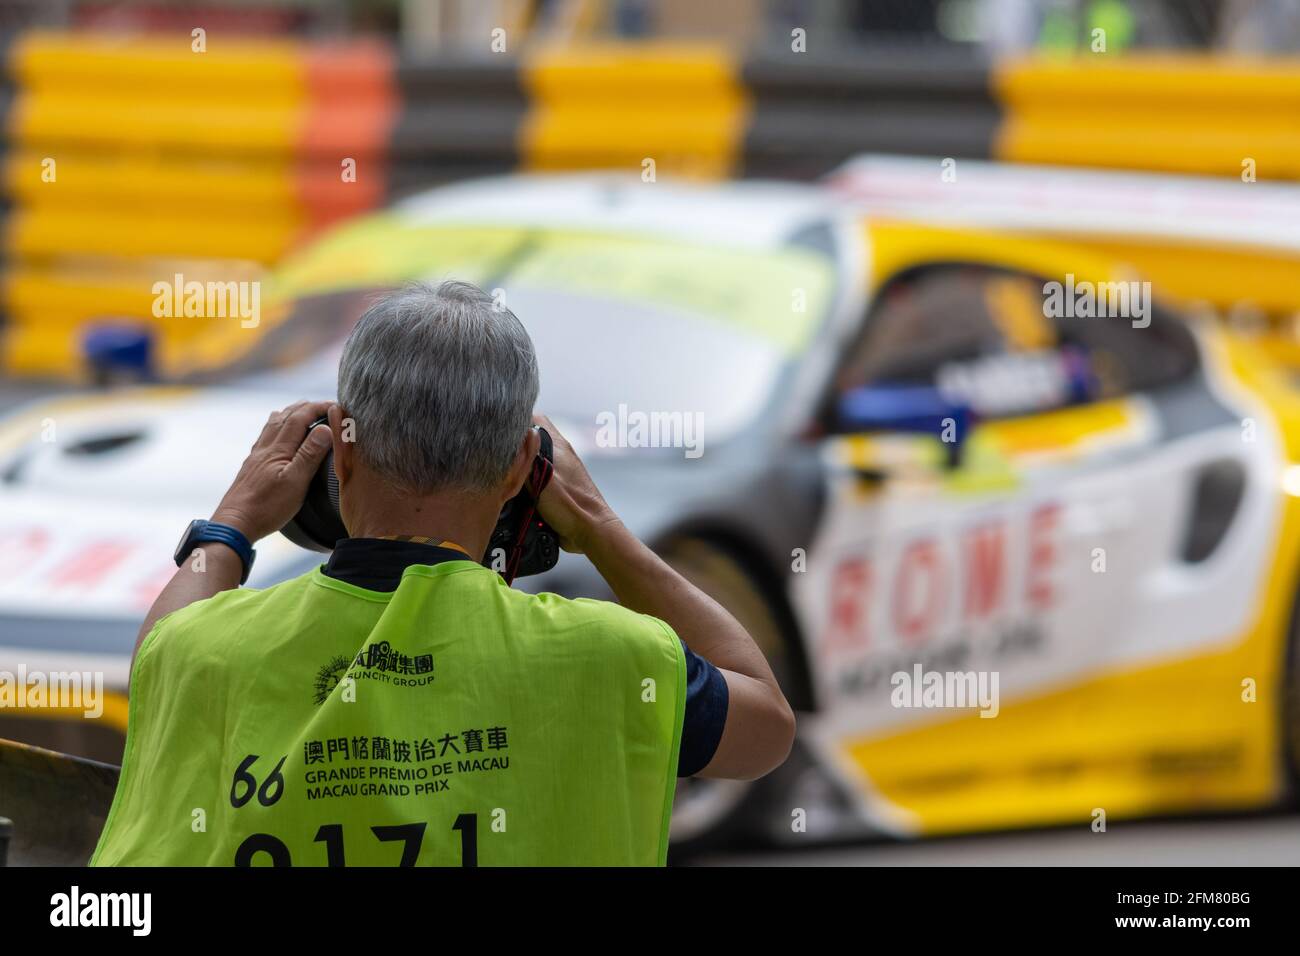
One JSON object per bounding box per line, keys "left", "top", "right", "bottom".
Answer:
{"left": 182, "top": 521, "right": 256, "bottom": 585}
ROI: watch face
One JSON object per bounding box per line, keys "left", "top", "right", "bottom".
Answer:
{"left": 175, "top": 519, "right": 205, "bottom": 565}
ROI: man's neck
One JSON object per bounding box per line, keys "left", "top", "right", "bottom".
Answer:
{"left": 342, "top": 483, "right": 499, "bottom": 562}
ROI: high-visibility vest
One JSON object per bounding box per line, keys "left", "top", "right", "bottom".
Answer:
{"left": 91, "top": 560, "right": 685, "bottom": 866}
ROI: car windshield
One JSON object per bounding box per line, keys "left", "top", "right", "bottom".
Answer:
{"left": 198, "top": 225, "right": 838, "bottom": 446}
{"left": 222, "top": 285, "right": 797, "bottom": 447}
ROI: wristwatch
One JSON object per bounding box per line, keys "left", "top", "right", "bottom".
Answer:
{"left": 174, "top": 519, "right": 256, "bottom": 585}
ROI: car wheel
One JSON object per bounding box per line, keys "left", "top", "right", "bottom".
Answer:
{"left": 659, "top": 537, "right": 793, "bottom": 859}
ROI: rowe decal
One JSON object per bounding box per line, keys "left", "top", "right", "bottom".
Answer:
{"left": 822, "top": 502, "right": 1061, "bottom": 657}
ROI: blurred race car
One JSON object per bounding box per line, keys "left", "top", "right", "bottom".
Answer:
{"left": 3, "top": 173, "right": 1300, "bottom": 855}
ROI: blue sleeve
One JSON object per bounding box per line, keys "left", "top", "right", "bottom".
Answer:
{"left": 677, "top": 640, "right": 729, "bottom": 777}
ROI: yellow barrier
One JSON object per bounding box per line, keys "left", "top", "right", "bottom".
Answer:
{"left": 6, "top": 36, "right": 1300, "bottom": 380}
{"left": 520, "top": 43, "right": 749, "bottom": 179}
{"left": 12, "top": 33, "right": 303, "bottom": 92}
{"left": 0, "top": 31, "right": 372, "bottom": 378}
{"left": 994, "top": 55, "right": 1300, "bottom": 178}
{"left": 2, "top": 262, "right": 267, "bottom": 377}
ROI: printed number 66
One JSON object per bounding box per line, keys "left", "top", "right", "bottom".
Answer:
{"left": 229, "top": 754, "right": 286, "bottom": 809}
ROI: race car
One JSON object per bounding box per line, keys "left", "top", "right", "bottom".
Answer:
{"left": 2, "top": 172, "right": 1300, "bottom": 856}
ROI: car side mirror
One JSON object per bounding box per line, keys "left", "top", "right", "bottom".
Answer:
{"left": 834, "top": 384, "right": 972, "bottom": 470}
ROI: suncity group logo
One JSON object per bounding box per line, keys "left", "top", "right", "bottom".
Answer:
{"left": 312, "top": 641, "right": 436, "bottom": 705}
{"left": 313, "top": 654, "right": 351, "bottom": 706}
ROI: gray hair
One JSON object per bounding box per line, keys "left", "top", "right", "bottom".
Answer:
{"left": 337, "top": 280, "right": 539, "bottom": 494}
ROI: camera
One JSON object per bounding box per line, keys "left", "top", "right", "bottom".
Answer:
{"left": 281, "top": 418, "right": 560, "bottom": 583}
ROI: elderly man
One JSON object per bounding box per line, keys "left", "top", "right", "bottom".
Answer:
{"left": 91, "top": 281, "right": 794, "bottom": 866}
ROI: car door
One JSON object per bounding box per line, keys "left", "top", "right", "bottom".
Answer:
{"left": 792, "top": 263, "right": 1220, "bottom": 832}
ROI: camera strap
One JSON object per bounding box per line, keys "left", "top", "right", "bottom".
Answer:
{"left": 502, "top": 429, "right": 555, "bottom": 585}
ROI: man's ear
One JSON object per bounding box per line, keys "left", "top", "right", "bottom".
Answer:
{"left": 503, "top": 427, "right": 542, "bottom": 504}
{"left": 328, "top": 404, "right": 352, "bottom": 485}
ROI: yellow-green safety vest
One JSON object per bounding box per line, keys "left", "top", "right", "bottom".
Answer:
{"left": 91, "top": 559, "right": 685, "bottom": 866}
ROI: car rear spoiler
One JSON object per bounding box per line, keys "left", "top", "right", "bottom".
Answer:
{"left": 0, "top": 738, "right": 119, "bottom": 866}
{"left": 825, "top": 154, "right": 1300, "bottom": 252}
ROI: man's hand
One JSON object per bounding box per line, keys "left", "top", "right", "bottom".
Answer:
{"left": 212, "top": 400, "right": 335, "bottom": 542}
{"left": 531, "top": 413, "right": 795, "bottom": 782}
{"left": 532, "top": 413, "right": 622, "bottom": 555}
{"left": 128, "top": 400, "right": 334, "bottom": 681}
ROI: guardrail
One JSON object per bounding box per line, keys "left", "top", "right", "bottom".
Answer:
{"left": 994, "top": 55, "right": 1300, "bottom": 179}
{"left": 0, "top": 737, "right": 119, "bottom": 866}
{"left": 1, "top": 31, "right": 1297, "bottom": 379}
{"left": 0, "top": 33, "right": 395, "bottom": 378}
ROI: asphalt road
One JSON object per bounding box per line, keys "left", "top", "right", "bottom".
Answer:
{"left": 693, "top": 812, "right": 1300, "bottom": 866}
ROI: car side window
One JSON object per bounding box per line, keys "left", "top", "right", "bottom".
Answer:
{"left": 835, "top": 266, "right": 1012, "bottom": 393}
{"left": 1046, "top": 281, "right": 1199, "bottom": 397}
{"left": 828, "top": 264, "right": 1199, "bottom": 426}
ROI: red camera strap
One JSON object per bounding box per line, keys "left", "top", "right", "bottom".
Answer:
{"left": 502, "top": 453, "right": 554, "bottom": 585}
